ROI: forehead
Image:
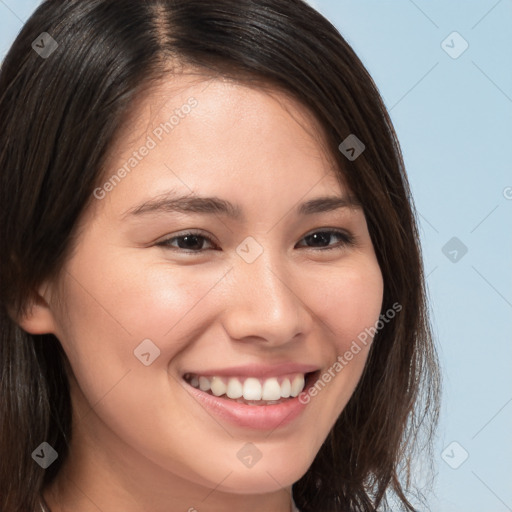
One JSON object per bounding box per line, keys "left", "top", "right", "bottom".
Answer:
{"left": 85, "top": 71, "right": 348, "bottom": 223}
{"left": 105, "top": 69, "right": 337, "bottom": 169}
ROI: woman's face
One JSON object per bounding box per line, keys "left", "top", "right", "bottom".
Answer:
{"left": 37, "top": 74, "right": 383, "bottom": 502}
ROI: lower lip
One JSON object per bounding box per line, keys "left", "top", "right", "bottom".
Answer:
{"left": 182, "top": 375, "right": 315, "bottom": 430}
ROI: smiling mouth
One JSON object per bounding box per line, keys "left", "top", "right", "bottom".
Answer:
{"left": 183, "top": 371, "right": 319, "bottom": 406}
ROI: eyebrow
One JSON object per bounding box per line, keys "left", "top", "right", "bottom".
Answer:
{"left": 122, "top": 192, "right": 360, "bottom": 221}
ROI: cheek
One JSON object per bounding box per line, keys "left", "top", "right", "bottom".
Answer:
{"left": 320, "top": 257, "right": 384, "bottom": 346}
{"left": 52, "top": 254, "right": 231, "bottom": 478}
{"left": 298, "top": 257, "right": 383, "bottom": 426}
{"left": 57, "top": 249, "right": 220, "bottom": 357}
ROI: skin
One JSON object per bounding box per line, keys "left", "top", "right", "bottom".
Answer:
{"left": 18, "top": 72, "right": 384, "bottom": 512}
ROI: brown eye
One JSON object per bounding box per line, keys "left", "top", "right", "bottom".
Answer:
{"left": 157, "top": 232, "right": 217, "bottom": 252}
{"left": 296, "top": 230, "right": 355, "bottom": 251}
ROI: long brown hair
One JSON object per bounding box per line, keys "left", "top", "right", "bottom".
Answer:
{"left": 0, "top": 1, "right": 441, "bottom": 510}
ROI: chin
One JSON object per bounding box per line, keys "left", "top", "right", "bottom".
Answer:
{"left": 208, "top": 452, "right": 312, "bottom": 494}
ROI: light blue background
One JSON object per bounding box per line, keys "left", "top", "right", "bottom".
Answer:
{"left": 1, "top": 1, "right": 511, "bottom": 510}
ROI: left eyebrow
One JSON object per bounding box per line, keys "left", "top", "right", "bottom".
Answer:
{"left": 121, "top": 191, "right": 360, "bottom": 221}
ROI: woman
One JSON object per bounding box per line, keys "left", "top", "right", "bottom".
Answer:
{"left": 0, "top": 1, "right": 441, "bottom": 511}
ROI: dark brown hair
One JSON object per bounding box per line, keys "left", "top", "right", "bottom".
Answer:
{"left": 0, "top": 1, "right": 441, "bottom": 511}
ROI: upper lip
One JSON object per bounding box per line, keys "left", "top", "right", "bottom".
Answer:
{"left": 182, "top": 363, "right": 320, "bottom": 379}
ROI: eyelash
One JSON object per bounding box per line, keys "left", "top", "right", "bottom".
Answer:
{"left": 156, "top": 229, "right": 355, "bottom": 254}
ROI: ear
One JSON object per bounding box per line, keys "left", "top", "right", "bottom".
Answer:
{"left": 10, "top": 281, "right": 59, "bottom": 335}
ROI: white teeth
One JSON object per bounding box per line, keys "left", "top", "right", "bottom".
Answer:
{"left": 290, "top": 375, "right": 305, "bottom": 397}
{"left": 281, "top": 378, "right": 291, "bottom": 398}
{"left": 243, "top": 378, "right": 262, "bottom": 400}
{"left": 210, "top": 376, "right": 227, "bottom": 397}
{"left": 261, "top": 378, "right": 281, "bottom": 401}
{"left": 186, "top": 373, "right": 308, "bottom": 401}
{"left": 226, "top": 377, "right": 243, "bottom": 399}
{"left": 199, "top": 376, "right": 211, "bottom": 392}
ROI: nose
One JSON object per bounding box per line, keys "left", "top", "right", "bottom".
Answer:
{"left": 221, "top": 248, "right": 310, "bottom": 347}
